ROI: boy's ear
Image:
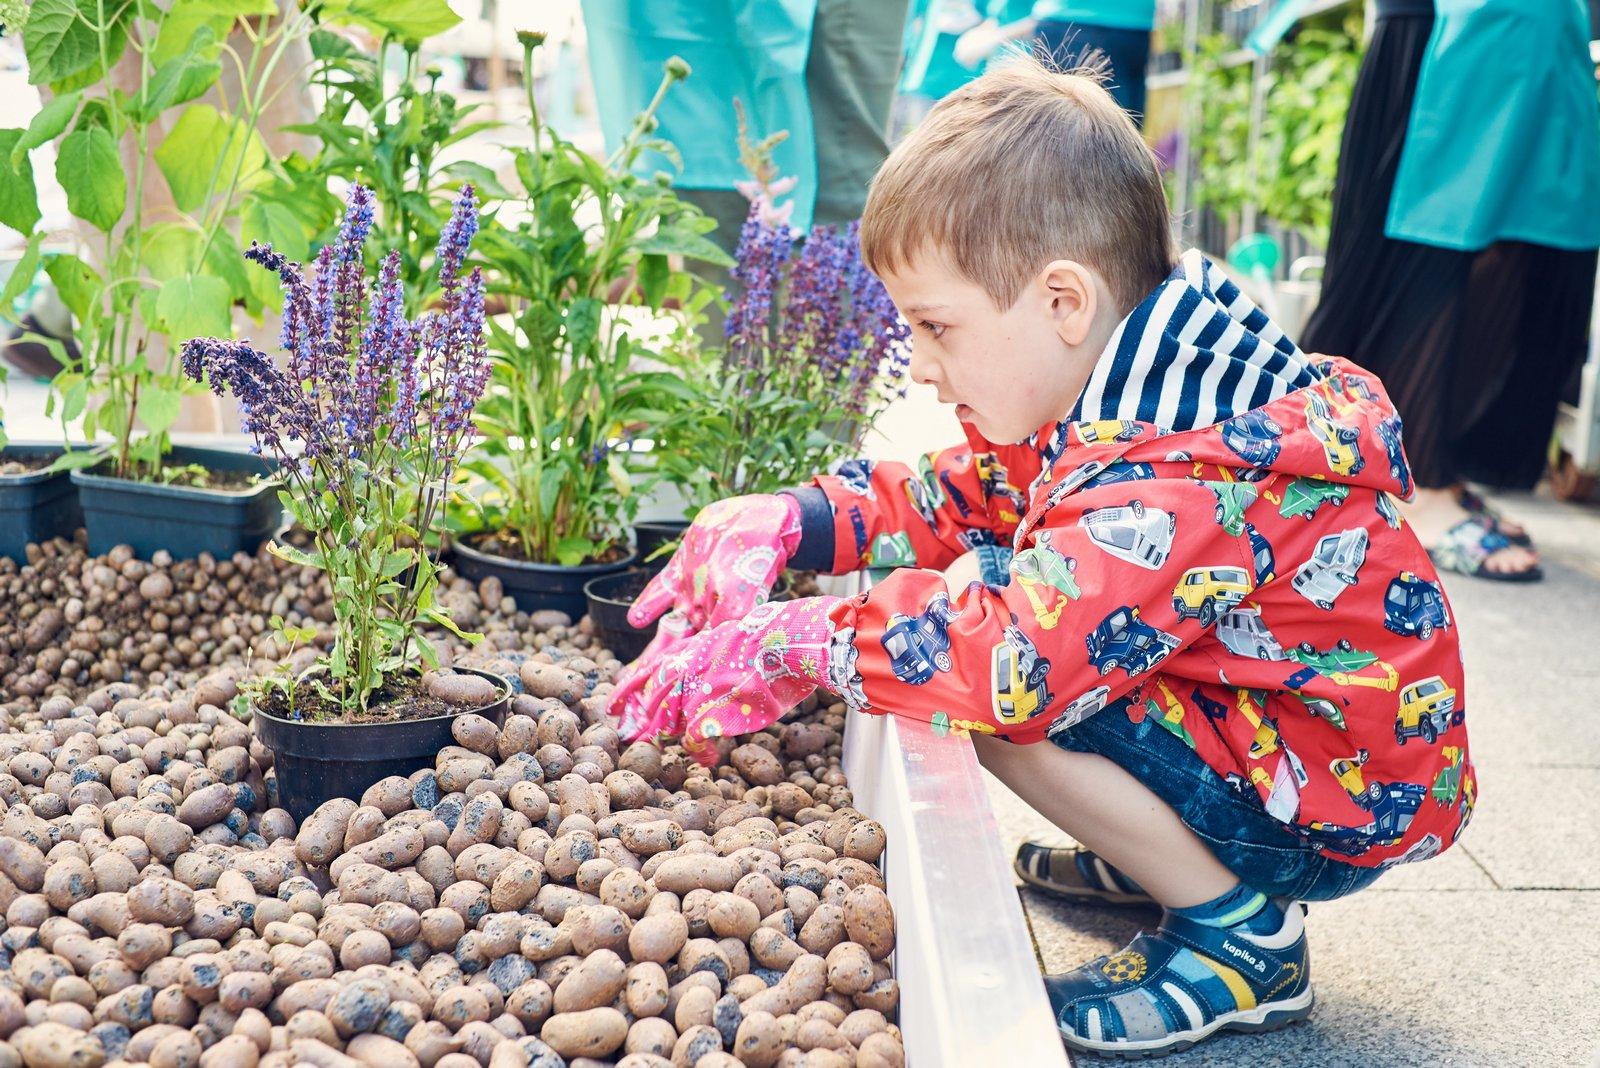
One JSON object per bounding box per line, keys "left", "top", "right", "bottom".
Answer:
{"left": 1040, "top": 260, "right": 1097, "bottom": 347}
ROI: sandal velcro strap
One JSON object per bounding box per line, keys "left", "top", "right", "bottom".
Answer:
{"left": 1155, "top": 911, "right": 1301, "bottom": 998}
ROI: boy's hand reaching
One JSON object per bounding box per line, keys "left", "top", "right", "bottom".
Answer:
{"left": 628, "top": 494, "right": 803, "bottom": 636}
{"left": 609, "top": 596, "right": 841, "bottom": 765}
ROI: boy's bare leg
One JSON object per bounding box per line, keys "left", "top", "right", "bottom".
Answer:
{"left": 973, "top": 733, "right": 1238, "bottom": 909}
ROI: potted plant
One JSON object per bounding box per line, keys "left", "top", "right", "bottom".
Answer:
{"left": 5, "top": 0, "right": 460, "bottom": 559}
{"left": 449, "top": 33, "right": 729, "bottom": 619}
{"left": 182, "top": 184, "right": 503, "bottom": 822}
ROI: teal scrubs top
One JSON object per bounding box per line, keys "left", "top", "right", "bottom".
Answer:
{"left": 1026, "top": 0, "right": 1156, "bottom": 31}
{"left": 1387, "top": 0, "right": 1600, "bottom": 252}
{"left": 581, "top": 0, "right": 821, "bottom": 229}
{"left": 901, "top": 0, "right": 983, "bottom": 98}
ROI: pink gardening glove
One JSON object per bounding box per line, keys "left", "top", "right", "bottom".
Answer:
{"left": 612, "top": 595, "right": 841, "bottom": 765}
{"left": 613, "top": 493, "right": 804, "bottom": 704}
{"left": 629, "top": 494, "right": 804, "bottom": 634}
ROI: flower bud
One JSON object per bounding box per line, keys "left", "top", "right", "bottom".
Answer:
{"left": 665, "top": 55, "right": 691, "bottom": 80}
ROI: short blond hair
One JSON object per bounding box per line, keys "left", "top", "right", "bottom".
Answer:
{"left": 861, "top": 57, "right": 1175, "bottom": 313}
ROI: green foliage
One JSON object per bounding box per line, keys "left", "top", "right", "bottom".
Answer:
{"left": 457, "top": 38, "right": 730, "bottom": 566}
{"left": 1180, "top": 10, "right": 1363, "bottom": 251}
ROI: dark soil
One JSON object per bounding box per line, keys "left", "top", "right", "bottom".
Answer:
{"left": 90, "top": 460, "right": 264, "bottom": 490}
{"left": 468, "top": 530, "right": 633, "bottom": 567}
{"left": 0, "top": 454, "right": 54, "bottom": 476}
{"left": 258, "top": 669, "right": 481, "bottom": 725}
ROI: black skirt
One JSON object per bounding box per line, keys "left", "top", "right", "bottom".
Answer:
{"left": 1300, "top": 9, "right": 1599, "bottom": 491}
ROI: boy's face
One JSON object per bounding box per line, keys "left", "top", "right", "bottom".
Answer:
{"left": 878, "top": 250, "right": 1120, "bottom": 444}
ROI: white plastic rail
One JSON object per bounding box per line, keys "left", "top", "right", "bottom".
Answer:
{"left": 826, "top": 575, "right": 1071, "bottom": 1067}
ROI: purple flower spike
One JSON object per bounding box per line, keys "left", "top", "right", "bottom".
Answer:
{"left": 438, "top": 184, "right": 479, "bottom": 291}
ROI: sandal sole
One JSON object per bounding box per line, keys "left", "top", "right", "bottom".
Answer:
{"left": 1059, "top": 989, "right": 1316, "bottom": 1059}
{"left": 1013, "top": 857, "right": 1155, "bottom": 908}
{"left": 1426, "top": 550, "right": 1544, "bottom": 584}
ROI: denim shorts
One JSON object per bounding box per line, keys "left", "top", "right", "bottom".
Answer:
{"left": 1049, "top": 705, "right": 1384, "bottom": 901}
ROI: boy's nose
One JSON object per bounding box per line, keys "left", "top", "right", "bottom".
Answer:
{"left": 908, "top": 343, "right": 940, "bottom": 387}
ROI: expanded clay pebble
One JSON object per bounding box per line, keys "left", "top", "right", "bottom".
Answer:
{"left": 0, "top": 539, "right": 903, "bottom": 1067}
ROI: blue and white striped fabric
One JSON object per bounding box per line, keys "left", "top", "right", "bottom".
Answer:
{"left": 1069, "top": 250, "right": 1322, "bottom": 433}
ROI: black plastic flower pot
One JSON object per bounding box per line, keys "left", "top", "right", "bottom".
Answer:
{"left": 584, "top": 569, "right": 657, "bottom": 663}
{"left": 448, "top": 535, "right": 638, "bottom": 621}
{"left": 0, "top": 442, "right": 83, "bottom": 562}
{"left": 70, "top": 444, "right": 281, "bottom": 560}
{"left": 252, "top": 668, "right": 510, "bottom": 825}
{"left": 633, "top": 519, "right": 690, "bottom": 571}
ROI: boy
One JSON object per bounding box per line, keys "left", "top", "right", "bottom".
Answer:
{"left": 611, "top": 59, "right": 1473, "bottom": 1058}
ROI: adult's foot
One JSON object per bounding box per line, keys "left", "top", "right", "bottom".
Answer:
{"left": 1404, "top": 485, "right": 1540, "bottom": 581}
{"left": 1457, "top": 485, "right": 1530, "bottom": 545}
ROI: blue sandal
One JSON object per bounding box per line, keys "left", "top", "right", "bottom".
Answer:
{"left": 1015, "top": 843, "right": 1155, "bottom": 907}
{"left": 1428, "top": 515, "right": 1542, "bottom": 583}
{"left": 1045, "top": 904, "right": 1313, "bottom": 1058}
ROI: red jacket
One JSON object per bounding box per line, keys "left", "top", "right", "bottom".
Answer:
{"left": 804, "top": 358, "right": 1474, "bottom": 868}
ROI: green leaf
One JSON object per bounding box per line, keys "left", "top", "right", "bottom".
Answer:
{"left": 323, "top": 0, "right": 461, "bottom": 40}
{"left": 154, "top": 273, "right": 231, "bottom": 344}
{"left": 422, "top": 606, "right": 482, "bottom": 643}
{"left": 138, "top": 386, "right": 183, "bottom": 436}
{"left": 11, "top": 91, "right": 79, "bottom": 169}
{"left": 241, "top": 198, "right": 310, "bottom": 262}
{"left": 565, "top": 297, "right": 602, "bottom": 357}
{"left": 59, "top": 375, "right": 88, "bottom": 422}
{"left": 138, "top": 31, "right": 222, "bottom": 120}
{"left": 43, "top": 253, "right": 96, "bottom": 322}
{"left": 0, "top": 130, "right": 41, "bottom": 234}
{"left": 637, "top": 253, "right": 669, "bottom": 309}
{"left": 25, "top": 0, "right": 108, "bottom": 87}
{"left": 268, "top": 539, "right": 326, "bottom": 570}
{"left": 44, "top": 447, "right": 106, "bottom": 473}
{"left": 379, "top": 550, "right": 412, "bottom": 579}
{"left": 0, "top": 233, "right": 43, "bottom": 311}
{"left": 55, "top": 125, "right": 123, "bottom": 231}
{"left": 154, "top": 104, "right": 267, "bottom": 214}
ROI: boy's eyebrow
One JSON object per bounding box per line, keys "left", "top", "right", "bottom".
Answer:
{"left": 905, "top": 303, "right": 949, "bottom": 316}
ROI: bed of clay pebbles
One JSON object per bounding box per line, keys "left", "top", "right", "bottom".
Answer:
{"left": 0, "top": 533, "right": 903, "bottom": 1068}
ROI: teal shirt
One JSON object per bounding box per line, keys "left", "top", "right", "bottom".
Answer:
{"left": 1025, "top": 0, "right": 1156, "bottom": 30}
{"left": 1387, "top": 0, "right": 1600, "bottom": 252}
{"left": 581, "top": 0, "right": 821, "bottom": 229}
{"left": 901, "top": 0, "right": 984, "bottom": 98}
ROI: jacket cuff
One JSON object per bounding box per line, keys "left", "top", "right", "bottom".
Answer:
{"left": 778, "top": 487, "right": 835, "bottom": 572}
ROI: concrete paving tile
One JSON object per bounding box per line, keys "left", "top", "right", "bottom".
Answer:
{"left": 1451, "top": 767, "right": 1600, "bottom": 890}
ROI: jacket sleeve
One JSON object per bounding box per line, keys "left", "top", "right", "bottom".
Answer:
{"left": 821, "top": 480, "right": 1255, "bottom": 742}
{"left": 784, "top": 435, "right": 1041, "bottom": 574}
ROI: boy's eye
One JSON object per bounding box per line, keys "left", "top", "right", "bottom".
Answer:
{"left": 918, "top": 320, "right": 946, "bottom": 339}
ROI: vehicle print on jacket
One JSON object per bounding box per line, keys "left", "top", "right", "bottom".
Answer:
{"left": 1214, "top": 606, "right": 1287, "bottom": 660}
{"left": 1233, "top": 687, "right": 1284, "bottom": 760}
{"left": 1375, "top": 414, "right": 1411, "bottom": 497}
{"left": 827, "top": 627, "right": 868, "bottom": 714}
{"left": 834, "top": 458, "right": 876, "bottom": 499}
{"left": 903, "top": 476, "right": 940, "bottom": 534}
{"left": 881, "top": 592, "right": 959, "bottom": 685}
{"left": 1395, "top": 675, "right": 1459, "bottom": 744}
{"left": 1245, "top": 522, "right": 1276, "bottom": 584}
{"left": 992, "top": 618, "right": 1054, "bottom": 724}
{"left": 1431, "top": 746, "right": 1465, "bottom": 804}
{"left": 1012, "top": 531, "right": 1081, "bottom": 629}
{"left": 1285, "top": 639, "right": 1399, "bottom": 692}
{"left": 1131, "top": 677, "right": 1196, "bottom": 747}
{"left": 1306, "top": 392, "right": 1366, "bottom": 477}
{"left": 1080, "top": 500, "right": 1176, "bottom": 570}
{"left": 1375, "top": 490, "right": 1403, "bottom": 530}
{"left": 1084, "top": 460, "right": 1158, "bottom": 489}
{"left": 1255, "top": 744, "right": 1309, "bottom": 824}
{"left": 1171, "top": 565, "right": 1252, "bottom": 625}
{"left": 1075, "top": 419, "right": 1145, "bottom": 445}
{"left": 1383, "top": 571, "right": 1451, "bottom": 639}
{"left": 1208, "top": 480, "right": 1260, "bottom": 536}
{"left": 1293, "top": 527, "right": 1369, "bottom": 610}
{"left": 1219, "top": 409, "right": 1284, "bottom": 467}
{"left": 869, "top": 531, "right": 917, "bottom": 569}
{"left": 1308, "top": 746, "right": 1427, "bottom": 857}
{"left": 1086, "top": 605, "right": 1180, "bottom": 677}
{"left": 1279, "top": 475, "right": 1349, "bottom": 520}
{"left": 974, "top": 453, "right": 1027, "bottom": 517}
{"left": 1047, "top": 684, "right": 1113, "bottom": 738}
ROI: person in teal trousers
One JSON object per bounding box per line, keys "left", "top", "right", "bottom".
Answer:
{"left": 580, "top": 0, "right": 911, "bottom": 252}
{"left": 952, "top": 1, "right": 1155, "bottom": 121}
{"left": 1302, "top": 0, "right": 1600, "bottom": 582}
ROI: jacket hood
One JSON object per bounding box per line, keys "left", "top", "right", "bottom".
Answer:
{"left": 1018, "top": 252, "right": 1415, "bottom": 500}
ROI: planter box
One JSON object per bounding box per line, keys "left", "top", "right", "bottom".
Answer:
{"left": 0, "top": 442, "right": 83, "bottom": 562}
{"left": 71, "top": 444, "right": 281, "bottom": 559}
{"left": 820, "top": 574, "right": 1072, "bottom": 1066}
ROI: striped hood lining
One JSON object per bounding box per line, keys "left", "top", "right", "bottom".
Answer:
{"left": 1069, "top": 250, "right": 1323, "bottom": 432}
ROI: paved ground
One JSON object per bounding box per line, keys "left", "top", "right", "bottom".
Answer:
{"left": 867, "top": 384, "right": 1600, "bottom": 1067}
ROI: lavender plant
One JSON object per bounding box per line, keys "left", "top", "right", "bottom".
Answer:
{"left": 181, "top": 185, "right": 490, "bottom": 719}
{"left": 655, "top": 208, "right": 912, "bottom": 511}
